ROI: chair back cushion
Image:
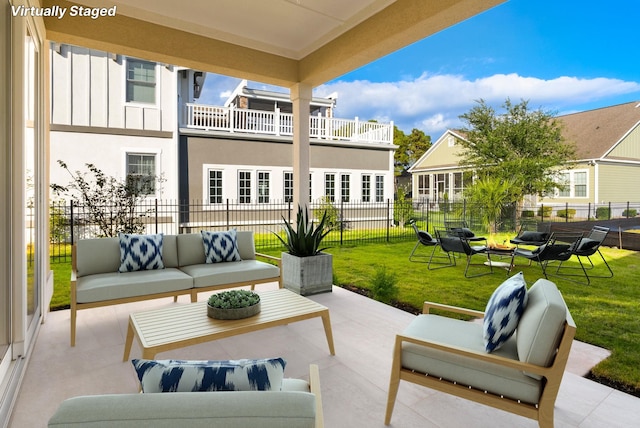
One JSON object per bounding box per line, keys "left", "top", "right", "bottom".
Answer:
{"left": 517, "top": 279, "right": 567, "bottom": 372}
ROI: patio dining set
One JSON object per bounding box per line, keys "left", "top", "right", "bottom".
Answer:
{"left": 409, "top": 220, "right": 613, "bottom": 284}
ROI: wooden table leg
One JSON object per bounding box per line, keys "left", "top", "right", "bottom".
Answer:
{"left": 123, "top": 319, "right": 134, "bottom": 362}
{"left": 320, "top": 310, "right": 336, "bottom": 355}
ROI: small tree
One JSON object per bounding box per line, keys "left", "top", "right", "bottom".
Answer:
{"left": 51, "top": 161, "right": 163, "bottom": 237}
{"left": 464, "top": 177, "right": 518, "bottom": 235}
{"left": 458, "top": 99, "right": 577, "bottom": 203}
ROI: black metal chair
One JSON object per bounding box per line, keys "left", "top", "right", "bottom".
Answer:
{"left": 510, "top": 233, "right": 582, "bottom": 280}
{"left": 408, "top": 220, "right": 439, "bottom": 262}
{"left": 510, "top": 222, "right": 551, "bottom": 248}
{"left": 444, "top": 220, "right": 486, "bottom": 243}
{"left": 434, "top": 228, "right": 492, "bottom": 277}
{"left": 555, "top": 226, "right": 613, "bottom": 284}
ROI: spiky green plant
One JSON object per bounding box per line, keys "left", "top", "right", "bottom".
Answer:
{"left": 275, "top": 205, "right": 331, "bottom": 257}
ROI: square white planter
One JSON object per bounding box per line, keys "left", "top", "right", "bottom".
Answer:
{"left": 281, "top": 252, "right": 333, "bottom": 296}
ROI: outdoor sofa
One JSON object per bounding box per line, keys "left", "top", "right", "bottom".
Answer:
{"left": 48, "top": 363, "right": 323, "bottom": 428}
{"left": 70, "top": 230, "right": 281, "bottom": 346}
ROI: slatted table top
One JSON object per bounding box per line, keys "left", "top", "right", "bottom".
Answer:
{"left": 123, "top": 288, "right": 335, "bottom": 360}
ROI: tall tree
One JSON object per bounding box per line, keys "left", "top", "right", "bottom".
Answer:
{"left": 394, "top": 127, "right": 431, "bottom": 173}
{"left": 458, "top": 99, "right": 576, "bottom": 201}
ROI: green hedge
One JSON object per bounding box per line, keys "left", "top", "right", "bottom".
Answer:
{"left": 557, "top": 209, "right": 576, "bottom": 219}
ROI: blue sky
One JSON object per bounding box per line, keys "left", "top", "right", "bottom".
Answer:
{"left": 200, "top": 0, "right": 640, "bottom": 136}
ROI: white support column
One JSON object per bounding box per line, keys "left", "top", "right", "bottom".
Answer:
{"left": 291, "top": 83, "right": 312, "bottom": 212}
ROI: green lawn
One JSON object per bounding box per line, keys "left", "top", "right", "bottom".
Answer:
{"left": 49, "top": 236, "right": 640, "bottom": 394}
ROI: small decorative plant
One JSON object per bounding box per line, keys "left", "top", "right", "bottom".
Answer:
{"left": 207, "top": 289, "right": 260, "bottom": 309}
{"left": 274, "top": 205, "right": 331, "bottom": 257}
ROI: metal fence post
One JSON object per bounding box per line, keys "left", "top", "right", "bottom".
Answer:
{"left": 386, "top": 199, "right": 390, "bottom": 242}
{"left": 70, "top": 200, "right": 75, "bottom": 245}
{"left": 340, "top": 199, "right": 344, "bottom": 246}
{"left": 155, "top": 199, "right": 159, "bottom": 233}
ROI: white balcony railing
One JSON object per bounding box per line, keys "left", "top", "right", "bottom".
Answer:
{"left": 183, "top": 103, "right": 394, "bottom": 144}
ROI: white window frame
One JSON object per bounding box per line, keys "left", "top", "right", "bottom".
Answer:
{"left": 362, "top": 174, "right": 371, "bottom": 202}
{"left": 207, "top": 169, "right": 223, "bottom": 204}
{"left": 122, "top": 148, "right": 161, "bottom": 198}
{"left": 238, "top": 170, "right": 252, "bottom": 204}
{"left": 325, "top": 173, "right": 335, "bottom": 202}
{"left": 340, "top": 173, "right": 350, "bottom": 203}
{"left": 284, "top": 171, "right": 293, "bottom": 203}
{"left": 555, "top": 169, "right": 589, "bottom": 199}
{"left": 375, "top": 175, "right": 384, "bottom": 202}
{"left": 125, "top": 57, "right": 158, "bottom": 107}
{"left": 257, "top": 171, "right": 270, "bottom": 204}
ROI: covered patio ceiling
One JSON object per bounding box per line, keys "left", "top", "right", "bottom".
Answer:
{"left": 43, "top": 0, "right": 505, "bottom": 88}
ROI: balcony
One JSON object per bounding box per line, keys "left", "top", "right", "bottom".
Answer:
{"left": 183, "top": 103, "right": 394, "bottom": 145}
{"left": 9, "top": 283, "right": 640, "bottom": 427}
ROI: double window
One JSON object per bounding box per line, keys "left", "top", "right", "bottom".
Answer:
{"left": 325, "top": 173, "right": 335, "bottom": 202}
{"left": 341, "top": 174, "right": 350, "bottom": 202}
{"left": 126, "top": 58, "right": 156, "bottom": 104}
{"left": 557, "top": 170, "right": 587, "bottom": 198}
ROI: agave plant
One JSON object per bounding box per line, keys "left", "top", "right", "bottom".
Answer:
{"left": 275, "top": 205, "right": 331, "bottom": 257}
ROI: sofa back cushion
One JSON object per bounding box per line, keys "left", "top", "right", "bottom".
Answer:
{"left": 177, "top": 231, "right": 256, "bottom": 266}
{"left": 517, "top": 279, "right": 567, "bottom": 371}
{"left": 76, "top": 236, "right": 179, "bottom": 277}
{"left": 76, "top": 238, "right": 120, "bottom": 277}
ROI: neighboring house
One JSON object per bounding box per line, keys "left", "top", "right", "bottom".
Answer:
{"left": 49, "top": 42, "right": 193, "bottom": 201}
{"left": 409, "top": 102, "right": 640, "bottom": 207}
{"left": 178, "top": 80, "right": 396, "bottom": 213}
{"left": 50, "top": 46, "right": 397, "bottom": 226}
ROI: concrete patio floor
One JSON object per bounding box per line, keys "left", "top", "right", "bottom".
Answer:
{"left": 9, "top": 282, "right": 640, "bottom": 427}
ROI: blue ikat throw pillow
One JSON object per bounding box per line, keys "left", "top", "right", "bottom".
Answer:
{"left": 483, "top": 271, "right": 528, "bottom": 352}
{"left": 131, "top": 358, "right": 286, "bottom": 392}
{"left": 118, "top": 233, "right": 164, "bottom": 273}
{"left": 201, "top": 229, "right": 242, "bottom": 263}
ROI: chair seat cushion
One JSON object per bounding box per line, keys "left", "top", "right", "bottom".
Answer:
{"left": 181, "top": 260, "right": 280, "bottom": 288}
{"left": 401, "top": 314, "right": 542, "bottom": 404}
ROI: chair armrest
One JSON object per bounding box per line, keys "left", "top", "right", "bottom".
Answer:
{"left": 255, "top": 252, "right": 281, "bottom": 265}
{"left": 309, "top": 364, "right": 324, "bottom": 428}
{"left": 423, "top": 301, "right": 484, "bottom": 318}
{"left": 397, "top": 333, "right": 553, "bottom": 377}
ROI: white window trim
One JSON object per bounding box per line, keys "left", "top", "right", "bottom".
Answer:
{"left": 122, "top": 147, "right": 162, "bottom": 199}
{"left": 555, "top": 169, "right": 589, "bottom": 199}
{"left": 123, "top": 57, "right": 160, "bottom": 108}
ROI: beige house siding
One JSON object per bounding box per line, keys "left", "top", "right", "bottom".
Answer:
{"left": 597, "top": 163, "right": 640, "bottom": 203}
{"left": 607, "top": 124, "right": 640, "bottom": 159}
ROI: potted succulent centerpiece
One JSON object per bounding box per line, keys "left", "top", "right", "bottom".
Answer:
{"left": 207, "top": 289, "right": 261, "bottom": 320}
{"left": 274, "top": 205, "right": 333, "bottom": 296}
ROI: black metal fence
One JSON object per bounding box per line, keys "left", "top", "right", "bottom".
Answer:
{"left": 47, "top": 199, "right": 640, "bottom": 262}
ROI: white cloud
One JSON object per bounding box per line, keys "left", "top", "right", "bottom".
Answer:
{"left": 315, "top": 73, "right": 640, "bottom": 136}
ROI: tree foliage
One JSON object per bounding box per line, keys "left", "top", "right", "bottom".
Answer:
{"left": 50, "top": 161, "right": 163, "bottom": 237}
{"left": 394, "top": 126, "right": 431, "bottom": 173}
{"left": 464, "top": 177, "right": 517, "bottom": 234}
{"left": 458, "top": 99, "right": 577, "bottom": 200}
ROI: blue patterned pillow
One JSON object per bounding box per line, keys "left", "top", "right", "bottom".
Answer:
{"left": 201, "top": 229, "right": 242, "bottom": 263}
{"left": 118, "top": 233, "right": 164, "bottom": 273}
{"left": 483, "top": 271, "right": 528, "bottom": 352}
{"left": 131, "top": 358, "right": 286, "bottom": 392}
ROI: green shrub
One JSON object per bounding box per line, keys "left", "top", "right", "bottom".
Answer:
{"left": 622, "top": 209, "right": 638, "bottom": 218}
{"left": 537, "top": 206, "right": 552, "bottom": 217}
{"left": 521, "top": 210, "right": 535, "bottom": 218}
{"left": 370, "top": 266, "right": 398, "bottom": 304}
{"left": 557, "top": 209, "right": 576, "bottom": 219}
{"left": 596, "top": 207, "right": 610, "bottom": 220}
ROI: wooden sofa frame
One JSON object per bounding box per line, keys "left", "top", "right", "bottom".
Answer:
{"left": 70, "top": 244, "right": 282, "bottom": 346}
{"left": 385, "top": 300, "right": 576, "bottom": 428}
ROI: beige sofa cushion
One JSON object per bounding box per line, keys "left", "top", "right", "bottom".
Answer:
{"left": 180, "top": 260, "right": 280, "bottom": 288}
{"left": 48, "top": 391, "right": 317, "bottom": 428}
{"left": 76, "top": 269, "right": 193, "bottom": 303}
{"left": 402, "top": 314, "right": 542, "bottom": 404}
